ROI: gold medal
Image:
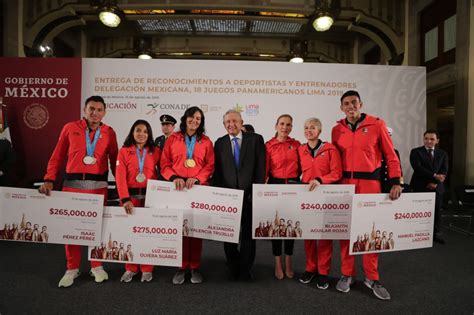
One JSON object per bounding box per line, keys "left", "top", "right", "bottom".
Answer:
{"left": 185, "top": 159, "right": 196, "bottom": 168}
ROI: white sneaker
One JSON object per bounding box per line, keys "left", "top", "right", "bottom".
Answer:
{"left": 120, "top": 271, "right": 137, "bottom": 283}
{"left": 141, "top": 272, "right": 153, "bottom": 283}
{"left": 336, "top": 275, "right": 354, "bottom": 293}
{"left": 58, "top": 269, "right": 80, "bottom": 288}
{"left": 190, "top": 269, "right": 204, "bottom": 284}
{"left": 89, "top": 266, "right": 109, "bottom": 283}
{"left": 172, "top": 270, "right": 186, "bottom": 285}
{"left": 364, "top": 279, "right": 391, "bottom": 300}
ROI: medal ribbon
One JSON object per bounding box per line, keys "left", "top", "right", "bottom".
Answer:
{"left": 136, "top": 146, "right": 147, "bottom": 174}
{"left": 85, "top": 127, "right": 101, "bottom": 157}
{"left": 185, "top": 135, "right": 196, "bottom": 160}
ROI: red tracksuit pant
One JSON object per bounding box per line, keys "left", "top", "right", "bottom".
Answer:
{"left": 340, "top": 178, "right": 381, "bottom": 281}
{"left": 124, "top": 198, "right": 153, "bottom": 273}
{"left": 181, "top": 237, "right": 202, "bottom": 270}
{"left": 304, "top": 240, "right": 333, "bottom": 275}
{"left": 62, "top": 186, "right": 107, "bottom": 270}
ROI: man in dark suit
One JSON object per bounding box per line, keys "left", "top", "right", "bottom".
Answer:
{"left": 154, "top": 114, "right": 176, "bottom": 179}
{"left": 410, "top": 130, "right": 448, "bottom": 244}
{"left": 213, "top": 109, "right": 266, "bottom": 281}
{"left": 154, "top": 114, "right": 177, "bottom": 150}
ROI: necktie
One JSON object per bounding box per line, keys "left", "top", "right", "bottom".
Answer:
{"left": 428, "top": 149, "right": 434, "bottom": 162}
{"left": 232, "top": 137, "right": 240, "bottom": 169}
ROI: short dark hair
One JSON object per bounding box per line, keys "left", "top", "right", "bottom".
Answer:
{"left": 85, "top": 95, "right": 106, "bottom": 109}
{"left": 123, "top": 119, "right": 155, "bottom": 149}
{"left": 242, "top": 124, "right": 255, "bottom": 133}
{"left": 424, "top": 129, "right": 439, "bottom": 138}
{"left": 179, "top": 106, "right": 206, "bottom": 138}
{"left": 340, "top": 90, "right": 361, "bottom": 103}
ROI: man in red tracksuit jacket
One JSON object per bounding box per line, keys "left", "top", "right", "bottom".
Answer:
{"left": 39, "top": 95, "right": 118, "bottom": 288}
{"left": 332, "top": 90, "right": 402, "bottom": 301}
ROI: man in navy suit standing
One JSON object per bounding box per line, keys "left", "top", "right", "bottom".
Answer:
{"left": 213, "top": 109, "right": 266, "bottom": 281}
{"left": 410, "top": 130, "right": 449, "bottom": 244}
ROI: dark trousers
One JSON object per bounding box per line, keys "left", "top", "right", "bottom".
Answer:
{"left": 267, "top": 177, "right": 298, "bottom": 257}
{"left": 271, "top": 240, "right": 294, "bottom": 256}
{"left": 224, "top": 201, "right": 255, "bottom": 276}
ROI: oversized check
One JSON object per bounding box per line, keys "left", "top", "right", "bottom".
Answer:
{"left": 349, "top": 193, "right": 435, "bottom": 255}
{"left": 252, "top": 184, "right": 355, "bottom": 239}
{"left": 0, "top": 187, "right": 103, "bottom": 246}
{"left": 145, "top": 180, "right": 243, "bottom": 243}
{"left": 88, "top": 207, "right": 182, "bottom": 267}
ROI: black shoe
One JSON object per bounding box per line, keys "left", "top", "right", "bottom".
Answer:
{"left": 299, "top": 271, "right": 315, "bottom": 284}
{"left": 240, "top": 271, "right": 254, "bottom": 282}
{"left": 228, "top": 266, "right": 240, "bottom": 281}
{"left": 434, "top": 234, "right": 445, "bottom": 244}
{"left": 316, "top": 274, "right": 329, "bottom": 289}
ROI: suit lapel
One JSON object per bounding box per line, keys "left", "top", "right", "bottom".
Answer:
{"left": 239, "top": 132, "right": 248, "bottom": 168}
{"left": 223, "top": 135, "right": 233, "bottom": 160}
{"left": 433, "top": 148, "right": 441, "bottom": 167}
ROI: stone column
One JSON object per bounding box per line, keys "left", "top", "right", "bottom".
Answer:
{"left": 3, "top": 0, "right": 24, "bottom": 56}
{"left": 465, "top": 2, "right": 474, "bottom": 184}
{"left": 452, "top": 0, "right": 471, "bottom": 186}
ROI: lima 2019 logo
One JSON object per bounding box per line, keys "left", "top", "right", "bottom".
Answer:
{"left": 233, "top": 103, "right": 259, "bottom": 116}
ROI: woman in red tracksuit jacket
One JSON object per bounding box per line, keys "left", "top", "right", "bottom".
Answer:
{"left": 298, "top": 117, "right": 342, "bottom": 289}
{"left": 160, "top": 106, "right": 215, "bottom": 285}
{"left": 115, "top": 119, "right": 161, "bottom": 283}
{"left": 265, "top": 114, "right": 301, "bottom": 280}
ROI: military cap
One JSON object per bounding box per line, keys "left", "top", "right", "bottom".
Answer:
{"left": 160, "top": 114, "right": 177, "bottom": 125}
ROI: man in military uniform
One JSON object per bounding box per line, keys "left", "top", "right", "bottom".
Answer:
{"left": 154, "top": 114, "right": 177, "bottom": 150}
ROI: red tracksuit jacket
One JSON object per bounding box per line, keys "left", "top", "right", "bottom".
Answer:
{"left": 298, "top": 142, "right": 342, "bottom": 184}
{"left": 160, "top": 132, "right": 214, "bottom": 184}
{"left": 331, "top": 114, "right": 401, "bottom": 180}
{"left": 265, "top": 137, "right": 301, "bottom": 180}
{"left": 44, "top": 119, "right": 118, "bottom": 181}
{"left": 115, "top": 146, "right": 161, "bottom": 200}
